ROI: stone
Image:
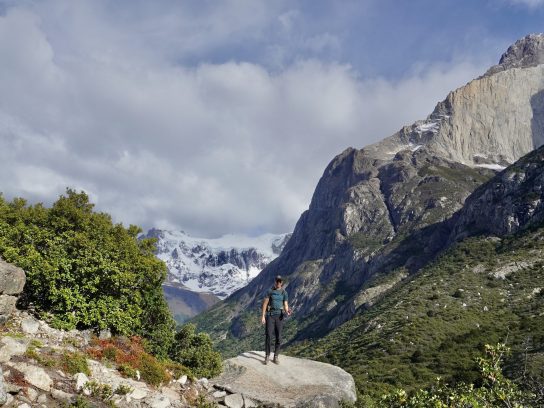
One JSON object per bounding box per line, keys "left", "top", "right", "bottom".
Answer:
{"left": 145, "top": 394, "right": 171, "bottom": 408}
{"left": 17, "top": 403, "right": 31, "bottom": 408}
{"left": 211, "top": 351, "right": 357, "bottom": 407}
{"left": 51, "top": 388, "right": 75, "bottom": 403}
{"left": 0, "top": 258, "right": 26, "bottom": 295}
{"left": 177, "top": 375, "right": 187, "bottom": 385}
{"left": 160, "top": 386, "right": 180, "bottom": 402}
{"left": 212, "top": 390, "right": 226, "bottom": 398}
{"left": 243, "top": 395, "right": 259, "bottom": 408}
{"left": 20, "top": 317, "right": 40, "bottom": 335}
{"left": 5, "top": 383, "right": 21, "bottom": 394}
{"left": 25, "top": 387, "right": 38, "bottom": 401}
{"left": 73, "top": 372, "right": 89, "bottom": 391}
{"left": 0, "top": 295, "right": 17, "bottom": 324}
{"left": 197, "top": 377, "right": 209, "bottom": 389}
{"left": 37, "top": 394, "right": 47, "bottom": 404}
{"left": 128, "top": 388, "right": 148, "bottom": 400}
{"left": 98, "top": 329, "right": 112, "bottom": 340}
{"left": 0, "top": 337, "right": 28, "bottom": 362}
{"left": 224, "top": 393, "right": 244, "bottom": 408}
{"left": 16, "top": 363, "right": 52, "bottom": 391}
{"left": 0, "top": 367, "right": 6, "bottom": 406}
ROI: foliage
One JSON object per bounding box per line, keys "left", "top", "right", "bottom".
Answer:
{"left": 70, "top": 396, "right": 94, "bottom": 408}
{"left": 170, "top": 323, "right": 222, "bottom": 378}
{"left": 195, "top": 394, "right": 218, "bottom": 408}
{"left": 0, "top": 189, "right": 175, "bottom": 356}
{"left": 87, "top": 336, "right": 171, "bottom": 386}
{"left": 382, "top": 344, "right": 535, "bottom": 407}
{"left": 83, "top": 380, "right": 113, "bottom": 401}
{"left": 62, "top": 351, "right": 91, "bottom": 375}
{"left": 114, "top": 384, "right": 133, "bottom": 396}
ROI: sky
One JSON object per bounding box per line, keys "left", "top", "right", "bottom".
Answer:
{"left": 0, "top": 0, "right": 543, "bottom": 238}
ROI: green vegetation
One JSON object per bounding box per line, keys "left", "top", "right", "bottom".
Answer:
{"left": 381, "top": 344, "right": 537, "bottom": 407}
{"left": 0, "top": 189, "right": 222, "bottom": 377}
{"left": 62, "top": 351, "right": 91, "bottom": 375}
{"left": 0, "top": 189, "right": 175, "bottom": 356}
{"left": 170, "top": 323, "right": 222, "bottom": 378}
{"left": 290, "top": 225, "right": 544, "bottom": 404}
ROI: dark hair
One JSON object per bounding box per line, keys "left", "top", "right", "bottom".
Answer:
{"left": 275, "top": 275, "right": 283, "bottom": 283}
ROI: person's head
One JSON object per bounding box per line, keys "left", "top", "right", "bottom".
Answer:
{"left": 274, "top": 275, "right": 283, "bottom": 289}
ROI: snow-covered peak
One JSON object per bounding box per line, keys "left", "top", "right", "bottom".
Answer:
{"left": 144, "top": 229, "right": 291, "bottom": 299}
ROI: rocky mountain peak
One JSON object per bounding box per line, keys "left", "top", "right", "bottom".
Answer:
{"left": 485, "top": 33, "right": 544, "bottom": 76}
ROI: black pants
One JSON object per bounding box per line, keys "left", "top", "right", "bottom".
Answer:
{"left": 265, "top": 314, "right": 283, "bottom": 356}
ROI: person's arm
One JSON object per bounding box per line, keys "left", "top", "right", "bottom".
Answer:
{"left": 261, "top": 297, "right": 269, "bottom": 324}
{"left": 283, "top": 299, "right": 291, "bottom": 315}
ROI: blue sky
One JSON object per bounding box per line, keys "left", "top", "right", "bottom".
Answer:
{"left": 0, "top": 0, "right": 542, "bottom": 237}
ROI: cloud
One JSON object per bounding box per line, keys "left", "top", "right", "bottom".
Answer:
{"left": 0, "top": 1, "right": 492, "bottom": 237}
{"left": 506, "top": 0, "right": 544, "bottom": 7}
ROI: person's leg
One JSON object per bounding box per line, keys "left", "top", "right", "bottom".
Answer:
{"left": 273, "top": 315, "right": 283, "bottom": 361}
{"left": 265, "top": 315, "right": 274, "bottom": 361}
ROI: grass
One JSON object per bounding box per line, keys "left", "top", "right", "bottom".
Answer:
{"left": 289, "top": 226, "right": 544, "bottom": 403}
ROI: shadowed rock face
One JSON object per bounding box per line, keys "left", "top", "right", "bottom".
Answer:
{"left": 211, "top": 351, "right": 356, "bottom": 408}
{"left": 0, "top": 257, "right": 25, "bottom": 325}
{"left": 450, "top": 145, "right": 544, "bottom": 242}
{"left": 194, "top": 35, "right": 544, "bottom": 355}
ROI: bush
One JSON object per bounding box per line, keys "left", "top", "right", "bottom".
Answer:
{"left": 382, "top": 344, "right": 535, "bottom": 407}
{"left": 170, "top": 324, "right": 222, "bottom": 378}
{"left": 0, "top": 190, "right": 174, "bottom": 355}
{"left": 62, "top": 351, "right": 90, "bottom": 375}
{"left": 138, "top": 353, "right": 171, "bottom": 386}
{"left": 87, "top": 336, "right": 172, "bottom": 386}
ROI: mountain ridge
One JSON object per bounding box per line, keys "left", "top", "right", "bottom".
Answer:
{"left": 192, "top": 34, "right": 544, "bottom": 362}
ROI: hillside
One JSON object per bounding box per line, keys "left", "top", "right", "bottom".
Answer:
{"left": 292, "top": 223, "right": 544, "bottom": 401}
{"left": 192, "top": 34, "right": 544, "bottom": 360}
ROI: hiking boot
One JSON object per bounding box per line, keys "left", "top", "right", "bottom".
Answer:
{"left": 264, "top": 355, "right": 269, "bottom": 365}
{"left": 273, "top": 355, "right": 279, "bottom": 364}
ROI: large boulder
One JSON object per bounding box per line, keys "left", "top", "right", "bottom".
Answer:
{"left": 211, "top": 351, "right": 356, "bottom": 407}
{"left": 0, "top": 257, "right": 26, "bottom": 325}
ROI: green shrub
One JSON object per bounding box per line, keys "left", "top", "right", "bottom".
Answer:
{"left": 118, "top": 363, "right": 138, "bottom": 379}
{"left": 169, "top": 324, "right": 222, "bottom": 378}
{"left": 114, "top": 384, "right": 133, "bottom": 395}
{"left": 84, "top": 381, "right": 113, "bottom": 401}
{"left": 138, "top": 353, "right": 170, "bottom": 387}
{"left": 62, "top": 351, "right": 90, "bottom": 376}
{"left": 102, "top": 346, "right": 117, "bottom": 361}
{"left": 70, "top": 396, "right": 94, "bottom": 408}
{"left": 382, "top": 344, "right": 535, "bottom": 407}
{"left": 0, "top": 190, "right": 175, "bottom": 356}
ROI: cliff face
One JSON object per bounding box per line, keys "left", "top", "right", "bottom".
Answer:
{"left": 193, "top": 34, "right": 544, "bottom": 355}
{"left": 450, "top": 146, "right": 544, "bottom": 241}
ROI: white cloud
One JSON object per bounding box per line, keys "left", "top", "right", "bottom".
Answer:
{"left": 505, "top": 0, "right": 544, "bottom": 7}
{"left": 0, "top": 1, "right": 492, "bottom": 237}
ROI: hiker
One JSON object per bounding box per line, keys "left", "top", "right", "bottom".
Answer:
{"left": 261, "top": 275, "right": 291, "bottom": 365}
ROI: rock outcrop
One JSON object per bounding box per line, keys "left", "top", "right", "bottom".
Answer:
{"left": 449, "top": 144, "right": 544, "bottom": 241}
{"left": 0, "top": 310, "right": 211, "bottom": 407}
{"left": 0, "top": 258, "right": 25, "bottom": 325}
{"left": 210, "top": 351, "right": 356, "bottom": 407}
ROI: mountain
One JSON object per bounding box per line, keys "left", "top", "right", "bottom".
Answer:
{"left": 291, "top": 145, "right": 544, "bottom": 400}
{"left": 142, "top": 229, "right": 291, "bottom": 323}
{"left": 192, "top": 33, "right": 544, "bottom": 359}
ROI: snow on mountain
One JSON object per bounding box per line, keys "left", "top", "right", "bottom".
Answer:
{"left": 144, "top": 229, "right": 291, "bottom": 299}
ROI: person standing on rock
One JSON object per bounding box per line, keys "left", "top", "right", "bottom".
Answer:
{"left": 261, "top": 275, "right": 291, "bottom": 365}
